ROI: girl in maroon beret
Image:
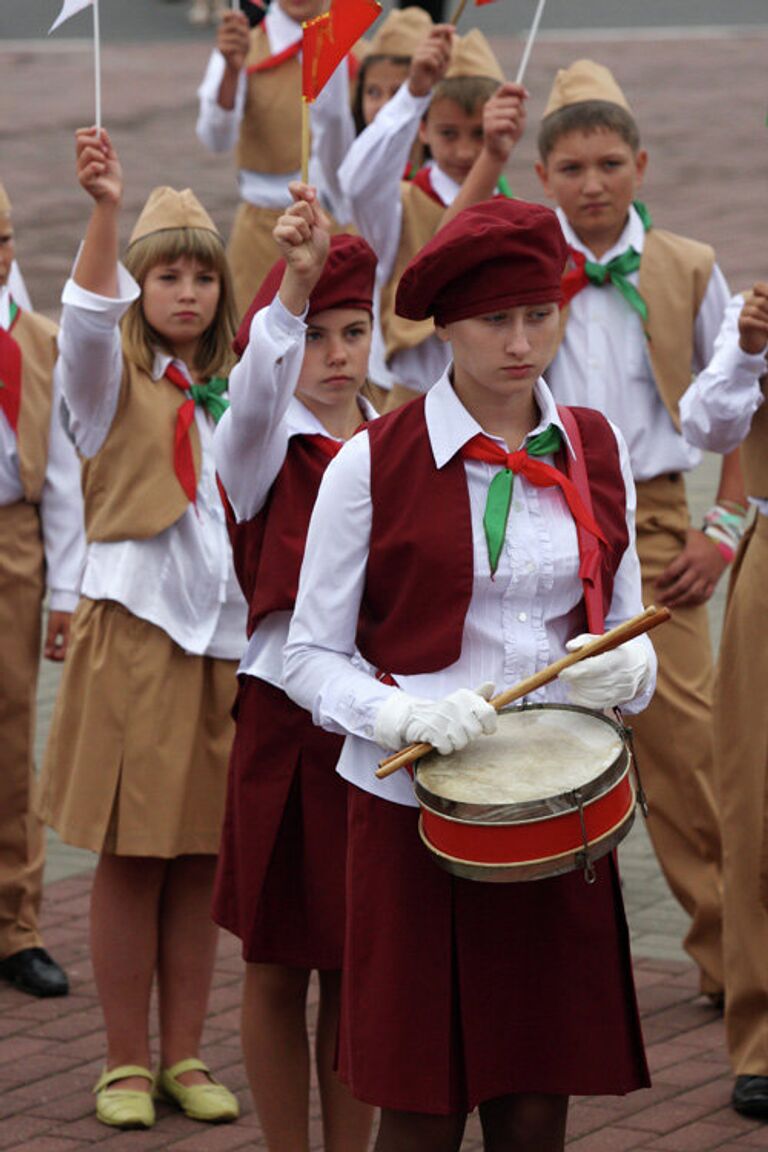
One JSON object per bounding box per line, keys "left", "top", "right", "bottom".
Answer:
{"left": 212, "top": 184, "right": 376, "bottom": 1151}
{"left": 284, "top": 196, "right": 657, "bottom": 1150}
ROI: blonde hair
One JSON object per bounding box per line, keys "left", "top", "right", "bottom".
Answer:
{"left": 122, "top": 227, "right": 237, "bottom": 379}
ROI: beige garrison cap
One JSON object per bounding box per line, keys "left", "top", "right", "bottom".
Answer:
{"left": 543, "top": 59, "right": 632, "bottom": 117}
{"left": 367, "top": 6, "right": 432, "bottom": 57}
{"left": 128, "top": 186, "right": 220, "bottom": 247}
{"left": 0, "top": 182, "right": 12, "bottom": 215}
{"left": 446, "top": 29, "right": 504, "bottom": 83}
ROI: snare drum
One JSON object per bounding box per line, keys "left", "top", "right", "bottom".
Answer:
{"left": 414, "top": 704, "right": 635, "bottom": 883}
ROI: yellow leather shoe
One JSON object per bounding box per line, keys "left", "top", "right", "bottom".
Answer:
{"left": 94, "top": 1065, "right": 155, "bottom": 1129}
{"left": 156, "top": 1058, "right": 239, "bottom": 1123}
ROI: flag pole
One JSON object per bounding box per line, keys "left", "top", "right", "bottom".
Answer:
{"left": 449, "top": 0, "right": 469, "bottom": 27}
{"left": 93, "top": 0, "right": 102, "bottom": 131}
{"left": 515, "top": 0, "right": 546, "bottom": 86}
{"left": 301, "top": 99, "right": 311, "bottom": 182}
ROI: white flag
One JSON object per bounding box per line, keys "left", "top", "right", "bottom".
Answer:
{"left": 49, "top": 0, "right": 94, "bottom": 34}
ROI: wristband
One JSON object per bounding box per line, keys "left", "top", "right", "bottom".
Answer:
{"left": 702, "top": 503, "right": 748, "bottom": 564}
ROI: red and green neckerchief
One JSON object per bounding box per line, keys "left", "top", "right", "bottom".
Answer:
{"left": 164, "top": 363, "right": 229, "bottom": 504}
{"left": 0, "top": 299, "right": 22, "bottom": 434}
{"left": 409, "top": 164, "right": 514, "bottom": 206}
{"left": 461, "top": 424, "right": 606, "bottom": 577}
{"left": 561, "top": 200, "right": 652, "bottom": 323}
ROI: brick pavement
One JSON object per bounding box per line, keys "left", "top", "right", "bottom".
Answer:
{"left": 3, "top": 22, "right": 767, "bottom": 1151}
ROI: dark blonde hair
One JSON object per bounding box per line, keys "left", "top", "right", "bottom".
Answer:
{"left": 122, "top": 226, "right": 237, "bottom": 379}
{"left": 537, "top": 100, "right": 641, "bottom": 162}
{"left": 428, "top": 75, "right": 500, "bottom": 118}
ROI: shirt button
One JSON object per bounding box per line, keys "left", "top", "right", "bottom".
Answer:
{"left": 364, "top": 725, "right": 374, "bottom": 738}
{"left": 518, "top": 611, "right": 528, "bottom": 623}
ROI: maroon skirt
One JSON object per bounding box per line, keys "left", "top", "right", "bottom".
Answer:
{"left": 212, "top": 675, "right": 347, "bottom": 968}
{"left": 339, "top": 785, "right": 649, "bottom": 1115}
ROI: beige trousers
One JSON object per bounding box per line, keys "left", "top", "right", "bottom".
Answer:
{"left": 714, "top": 514, "right": 768, "bottom": 1073}
{"left": 631, "top": 474, "right": 723, "bottom": 994}
{"left": 0, "top": 502, "right": 45, "bottom": 958}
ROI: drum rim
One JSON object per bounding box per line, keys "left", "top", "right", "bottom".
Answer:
{"left": 414, "top": 703, "right": 629, "bottom": 825}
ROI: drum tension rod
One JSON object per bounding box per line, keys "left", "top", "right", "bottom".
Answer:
{"left": 615, "top": 709, "right": 648, "bottom": 819}
{"left": 572, "top": 789, "right": 597, "bottom": 885}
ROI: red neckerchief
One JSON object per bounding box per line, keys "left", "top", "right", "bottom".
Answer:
{"left": 0, "top": 300, "right": 22, "bottom": 434}
{"left": 409, "top": 165, "right": 446, "bottom": 206}
{"left": 164, "top": 362, "right": 200, "bottom": 504}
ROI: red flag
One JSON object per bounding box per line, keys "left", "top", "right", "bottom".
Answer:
{"left": 302, "top": 0, "right": 382, "bottom": 103}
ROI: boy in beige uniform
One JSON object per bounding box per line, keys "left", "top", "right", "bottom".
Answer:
{"left": 0, "top": 181, "right": 84, "bottom": 997}
{"left": 339, "top": 27, "right": 526, "bottom": 408}
{"left": 680, "top": 284, "right": 768, "bottom": 1117}
{"left": 196, "top": 0, "right": 355, "bottom": 315}
{"left": 531, "top": 61, "right": 746, "bottom": 1000}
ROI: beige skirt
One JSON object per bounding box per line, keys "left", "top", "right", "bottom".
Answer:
{"left": 36, "top": 598, "right": 238, "bottom": 857}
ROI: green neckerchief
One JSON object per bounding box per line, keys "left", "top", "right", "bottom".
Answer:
{"left": 188, "top": 376, "right": 229, "bottom": 423}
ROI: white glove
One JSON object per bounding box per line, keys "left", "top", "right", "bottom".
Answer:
{"left": 560, "top": 634, "right": 652, "bottom": 710}
{"left": 374, "top": 684, "right": 497, "bottom": 755}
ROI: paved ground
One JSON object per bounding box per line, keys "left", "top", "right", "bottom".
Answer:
{"left": 2, "top": 18, "right": 767, "bottom": 1151}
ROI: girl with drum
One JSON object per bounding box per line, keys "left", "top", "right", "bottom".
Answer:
{"left": 283, "top": 196, "right": 657, "bottom": 1152}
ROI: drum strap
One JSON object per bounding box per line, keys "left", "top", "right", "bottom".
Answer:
{"left": 556, "top": 405, "right": 606, "bottom": 634}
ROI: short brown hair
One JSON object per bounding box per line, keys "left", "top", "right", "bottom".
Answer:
{"left": 122, "top": 227, "right": 236, "bottom": 379}
{"left": 537, "top": 100, "right": 641, "bottom": 161}
{"left": 428, "top": 75, "right": 500, "bottom": 118}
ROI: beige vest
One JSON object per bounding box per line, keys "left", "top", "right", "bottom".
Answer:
{"left": 237, "top": 25, "right": 302, "bottom": 174}
{"left": 12, "top": 310, "right": 57, "bottom": 505}
{"left": 558, "top": 228, "right": 715, "bottom": 432}
{"left": 81, "top": 360, "right": 202, "bottom": 544}
{"left": 381, "top": 182, "right": 446, "bottom": 362}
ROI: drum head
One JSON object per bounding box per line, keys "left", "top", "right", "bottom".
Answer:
{"left": 415, "top": 705, "right": 625, "bottom": 808}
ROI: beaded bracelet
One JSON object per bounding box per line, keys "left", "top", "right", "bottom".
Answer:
{"left": 702, "top": 502, "right": 749, "bottom": 564}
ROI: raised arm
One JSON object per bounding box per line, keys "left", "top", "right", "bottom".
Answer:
{"left": 339, "top": 26, "right": 453, "bottom": 274}
{"left": 72, "top": 126, "right": 122, "bottom": 298}
{"left": 438, "top": 81, "right": 527, "bottom": 230}
{"left": 195, "top": 13, "right": 250, "bottom": 152}
{"left": 58, "top": 128, "right": 138, "bottom": 459}
{"left": 215, "top": 182, "right": 332, "bottom": 521}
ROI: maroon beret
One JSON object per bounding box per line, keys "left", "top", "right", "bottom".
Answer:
{"left": 395, "top": 198, "right": 569, "bottom": 326}
{"left": 233, "top": 233, "right": 377, "bottom": 356}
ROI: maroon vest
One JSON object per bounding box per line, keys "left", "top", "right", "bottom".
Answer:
{"left": 356, "top": 398, "right": 628, "bottom": 675}
{"left": 223, "top": 436, "right": 332, "bottom": 639}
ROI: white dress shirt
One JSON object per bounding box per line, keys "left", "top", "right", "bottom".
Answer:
{"left": 284, "top": 371, "right": 656, "bottom": 807}
{"left": 545, "top": 204, "right": 731, "bottom": 482}
{"left": 0, "top": 285, "right": 84, "bottom": 611}
{"left": 215, "top": 295, "right": 377, "bottom": 686}
{"left": 680, "top": 292, "right": 768, "bottom": 514}
{"left": 57, "top": 267, "right": 247, "bottom": 659}
{"left": 195, "top": 3, "right": 354, "bottom": 221}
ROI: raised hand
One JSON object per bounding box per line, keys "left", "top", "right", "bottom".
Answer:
{"left": 739, "top": 282, "right": 768, "bottom": 356}
{"left": 275, "top": 182, "right": 332, "bottom": 314}
{"left": 75, "top": 127, "right": 123, "bottom": 206}
{"left": 408, "top": 25, "right": 454, "bottom": 98}
{"left": 217, "top": 9, "right": 251, "bottom": 74}
{"left": 482, "top": 82, "right": 528, "bottom": 163}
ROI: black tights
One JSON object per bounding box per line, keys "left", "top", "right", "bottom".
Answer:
{"left": 374, "top": 1092, "right": 569, "bottom": 1152}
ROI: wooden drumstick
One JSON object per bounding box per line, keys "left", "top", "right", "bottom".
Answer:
{"left": 375, "top": 605, "right": 670, "bottom": 779}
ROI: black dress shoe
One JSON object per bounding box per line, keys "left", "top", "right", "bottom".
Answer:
{"left": 732, "top": 1075, "right": 768, "bottom": 1118}
{"left": 0, "top": 948, "right": 69, "bottom": 998}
